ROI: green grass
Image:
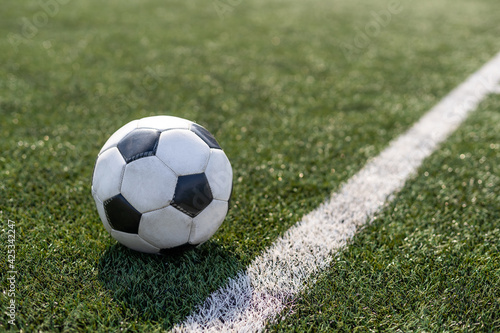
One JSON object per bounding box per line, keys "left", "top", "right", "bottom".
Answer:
{"left": 0, "top": 0, "right": 499, "bottom": 331}
{"left": 269, "top": 95, "right": 500, "bottom": 331}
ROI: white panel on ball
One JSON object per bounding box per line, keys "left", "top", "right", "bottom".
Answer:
{"left": 139, "top": 205, "right": 193, "bottom": 249}
{"left": 92, "top": 147, "right": 126, "bottom": 201}
{"left": 121, "top": 156, "right": 177, "bottom": 213}
{"left": 137, "top": 115, "right": 192, "bottom": 131}
{"left": 111, "top": 230, "right": 160, "bottom": 254}
{"left": 92, "top": 190, "right": 112, "bottom": 233}
{"left": 156, "top": 129, "right": 211, "bottom": 175}
{"left": 99, "top": 120, "right": 139, "bottom": 155}
{"left": 190, "top": 199, "right": 228, "bottom": 245}
{"left": 205, "top": 149, "right": 233, "bottom": 201}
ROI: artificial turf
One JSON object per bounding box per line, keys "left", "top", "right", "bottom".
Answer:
{"left": 268, "top": 94, "right": 500, "bottom": 332}
{"left": 1, "top": 0, "right": 499, "bottom": 331}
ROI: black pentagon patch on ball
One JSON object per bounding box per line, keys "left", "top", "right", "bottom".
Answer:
{"left": 171, "top": 173, "right": 213, "bottom": 217}
{"left": 104, "top": 194, "right": 142, "bottom": 234}
{"left": 190, "top": 124, "right": 221, "bottom": 149}
{"left": 117, "top": 128, "right": 161, "bottom": 163}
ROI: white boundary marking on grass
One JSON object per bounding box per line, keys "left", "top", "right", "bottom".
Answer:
{"left": 173, "top": 52, "right": 500, "bottom": 333}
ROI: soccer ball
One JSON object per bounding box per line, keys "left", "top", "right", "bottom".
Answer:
{"left": 91, "top": 115, "right": 232, "bottom": 254}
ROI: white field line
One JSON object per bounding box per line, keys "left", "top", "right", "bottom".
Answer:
{"left": 173, "top": 52, "right": 500, "bottom": 333}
